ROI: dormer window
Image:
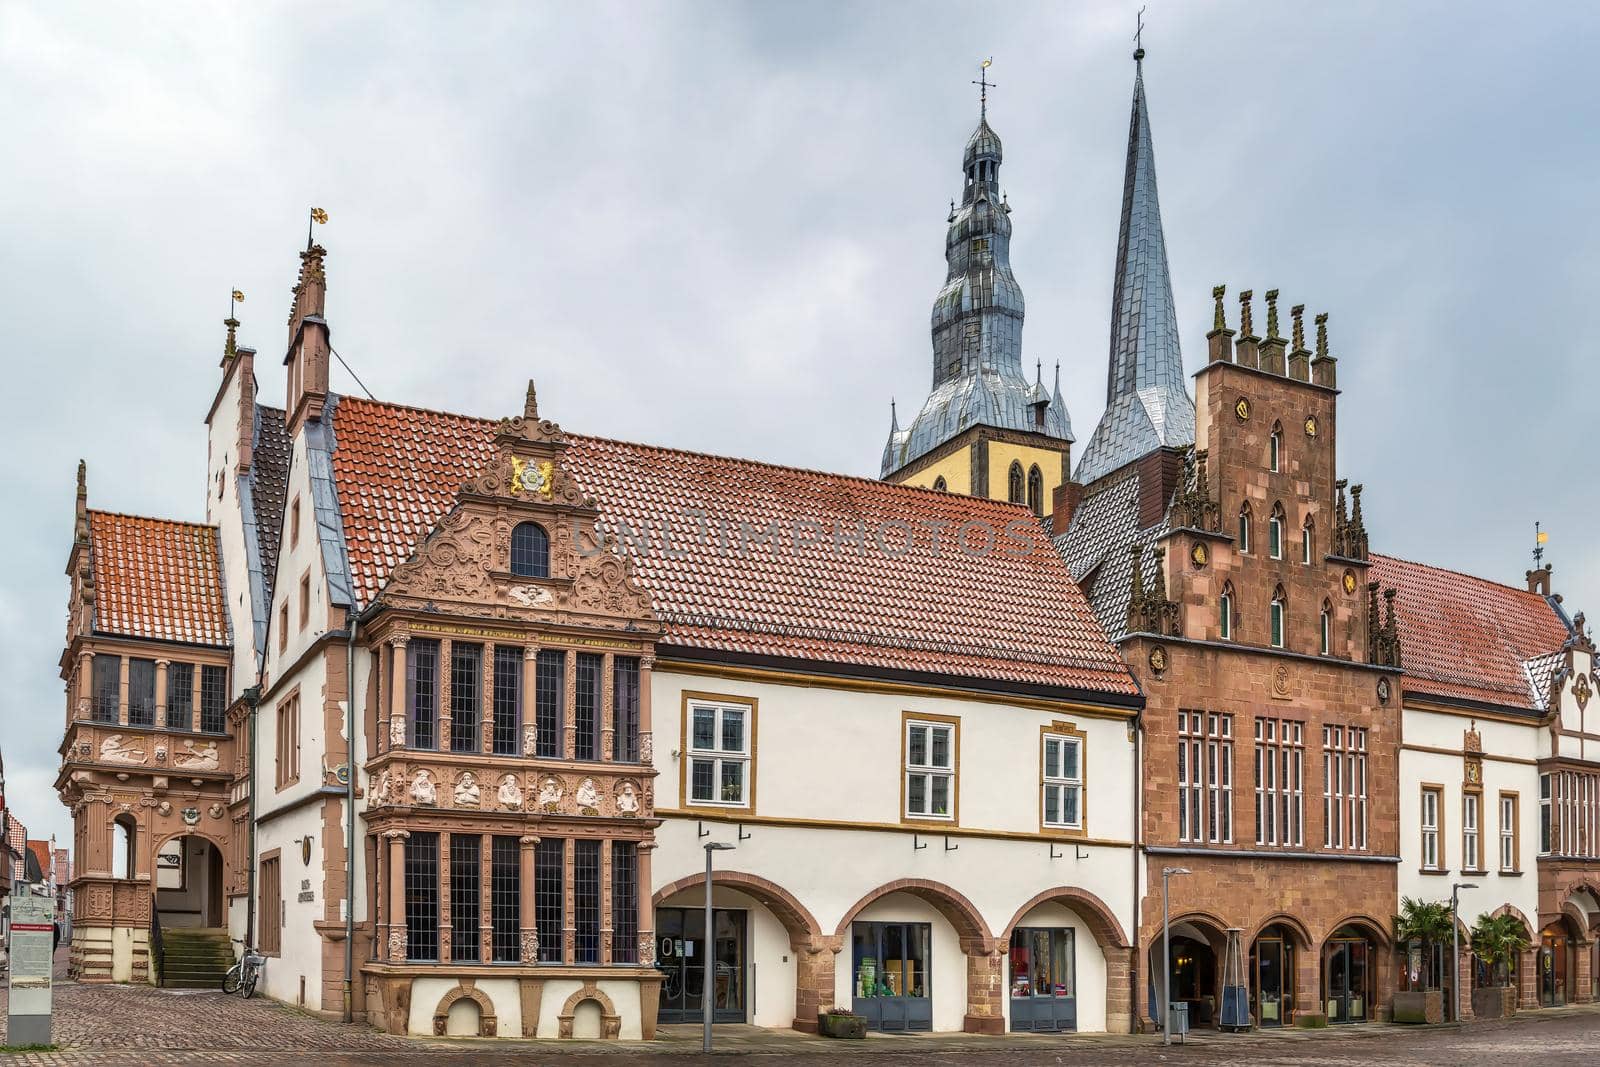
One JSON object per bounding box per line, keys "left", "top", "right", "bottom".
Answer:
{"left": 1220, "top": 583, "right": 1235, "bottom": 641}
{"left": 1027, "top": 465, "right": 1044, "bottom": 516}
{"left": 932, "top": 476, "right": 948, "bottom": 492}
{"left": 1269, "top": 423, "right": 1282, "bottom": 472}
{"left": 1268, "top": 503, "right": 1285, "bottom": 560}
{"left": 1302, "top": 517, "right": 1315, "bottom": 564}
{"left": 1238, "top": 503, "right": 1252, "bottom": 553}
{"left": 1008, "top": 461, "right": 1025, "bottom": 505}
{"left": 1270, "top": 586, "right": 1287, "bottom": 648}
{"left": 510, "top": 522, "right": 550, "bottom": 579}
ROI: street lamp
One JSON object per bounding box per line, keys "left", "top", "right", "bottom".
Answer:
{"left": 1451, "top": 882, "right": 1478, "bottom": 1023}
{"left": 1162, "top": 866, "right": 1192, "bottom": 1046}
{"left": 704, "top": 842, "right": 736, "bottom": 1053}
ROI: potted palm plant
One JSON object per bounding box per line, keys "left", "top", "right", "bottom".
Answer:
{"left": 1392, "top": 897, "right": 1452, "bottom": 1023}
{"left": 1469, "top": 912, "right": 1530, "bottom": 1019}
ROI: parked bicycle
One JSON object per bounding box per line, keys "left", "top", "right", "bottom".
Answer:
{"left": 222, "top": 940, "right": 265, "bottom": 998}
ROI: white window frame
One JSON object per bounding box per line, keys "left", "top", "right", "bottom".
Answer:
{"left": 1302, "top": 521, "right": 1314, "bottom": 564}
{"left": 685, "top": 700, "right": 751, "bottom": 809}
{"left": 1238, "top": 509, "right": 1251, "bottom": 553}
{"left": 1270, "top": 595, "right": 1286, "bottom": 648}
{"left": 1463, "top": 792, "right": 1481, "bottom": 871}
{"left": 1268, "top": 513, "right": 1284, "bottom": 559}
{"left": 1255, "top": 718, "right": 1303, "bottom": 847}
{"left": 1320, "top": 606, "right": 1331, "bottom": 655}
{"left": 1042, "top": 733, "right": 1084, "bottom": 831}
{"left": 904, "top": 718, "right": 956, "bottom": 821}
{"left": 1500, "top": 794, "right": 1518, "bottom": 871}
{"left": 1422, "top": 787, "right": 1441, "bottom": 870}
{"left": 1220, "top": 588, "right": 1234, "bottom": 641}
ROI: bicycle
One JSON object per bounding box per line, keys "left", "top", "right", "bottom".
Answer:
{"left": 222, "top": 940, "right": 265, "bottom": 998}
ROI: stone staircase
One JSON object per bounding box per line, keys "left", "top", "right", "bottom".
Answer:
{"left": 158, "top": 927, "right": 234, "bottom": 989}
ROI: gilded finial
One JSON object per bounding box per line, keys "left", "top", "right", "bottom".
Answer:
{"left": 1291, "top": 304, "right": 1306, "bottom": 351}
{"left": 307, "top": 206, "right": 329, "bottom": 249}
{"left": 1238, "top": 290, "right": 1255, "bottom": 338}
{"left": 1211, "top": 285, "right": 1227, "bottom": 332}
{"left": 1264, "top": 289, "right": 1280, "bottom": 339}
{"left": 1315, "top": 312, "right": 1329, "bottom": 358}
{"left": 973, "top": 58, "right": 995, "bottom": 121}
{"left": 524, "top": 379, "right": 539, "bottom": 421}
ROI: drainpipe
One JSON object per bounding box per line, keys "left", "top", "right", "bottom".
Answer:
{"left": 1130, "top": 705, "right": 1143, "bottom": 1033}
{"left": 244, "top": 684, "right": 261, "bottom": 952}
{"left": 342, "top": 601, "right": 380, "bottom": 1025}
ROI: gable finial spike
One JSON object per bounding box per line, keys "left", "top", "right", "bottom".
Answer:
{"left": 307, "top": 206, "right": 329, "bottom": 250}
{"left": 1239, "top": 289, "right": 1255, "bottom": 338}
{"left": 524, "top": 379, "right": 539, "bottom": 421}
{"left": 1134, "top": 5, "right": 1147, "bottom": 61}
{"left": 1291, "top": 304, "right": 1307, "bottom": 352}
{"left": 1211, "top": 284, "right": 1227, "bottom": 332}
{"left": 972, "top": 57, "right": 994, "bottom": 120}
{"left": 1534, "top": 520, "right": 1547, "bottom": 568}
{"left": 1315, "top": 312, "right": 1329, "bottom": 359}
{"left": 1264, "top": 289, "right": 1281, "bottom": 340}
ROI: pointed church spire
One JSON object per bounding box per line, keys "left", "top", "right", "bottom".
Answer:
{"left": 1073, "top": 43, "right": 1196, "bottom": 486}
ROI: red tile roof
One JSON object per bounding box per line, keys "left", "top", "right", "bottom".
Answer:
{"left": 1370, "top": 553, "right": 1572, "bottom": 711}
{"left": 331, "top": 396, "right": 1137, "bottom": 698}
{"left": 88, "top": 511, "right": 230, "bottom": 647}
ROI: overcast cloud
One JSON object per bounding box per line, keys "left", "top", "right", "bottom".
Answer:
{"left": 3, "top": 1, "right": 1597, "bottom": 846}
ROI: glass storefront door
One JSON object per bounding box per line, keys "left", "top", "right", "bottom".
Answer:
{"left": 1251, "top": 934, "right": 1291, "bottom": 1027}
{"left": 1324, "top": 935, "right": 1369, "bottom": 1023}
{"left": 1540, "top": 928, "right": 1569, "bottom": 1007}
{"left": 656, "top": 907, "right": 747, "bottom": 1024}
{"left": 1008, "top": 927, "right": 1077, "bottom": 1032}
{"left": 852, "top": 922, "right": 932, "bottom": 1031}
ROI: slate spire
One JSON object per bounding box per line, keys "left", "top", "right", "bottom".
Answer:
{"left": 1073, "top": 46, "right": 1195, "bottom": 485}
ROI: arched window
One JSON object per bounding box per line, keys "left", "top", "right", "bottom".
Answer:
{"left": 1007, "top": 461, "right": 1025, "bottom": 505}
{"left": 1268, "top": 503, "right": 1285, "bottom": 560}
{"left": 1238, "top": 503, "right": 1252, "bottom": 553}
{"left": 510, "top": 522, "right": 550, "bottom": 579}
{"left": 1026, "top": 465, "right": 1044, "bottom": 516}
{"left": 1270, "top": 586, "right": 1287, "bottom": 649}
{"left": 1269, "top": 422, "right": 1283, "bottom": 473}
{"left": 1320, "top": 599, "right": 1333, "bottom": 655}
{"left": 1220, "top": 582, "right": 1235, "bottom": 641}
{"left": 931, "top": 476, "right": 947, "bottom": 492}
{"left": 113, "top": 815, "right": 137, "bottom": 880}
{"left": 1303, "top": 516, "right": 1315, "bottom": 564}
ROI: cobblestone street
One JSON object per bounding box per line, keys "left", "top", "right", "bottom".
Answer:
{"left": 4, "top": 955, "right": 1600, "bottom": 1067}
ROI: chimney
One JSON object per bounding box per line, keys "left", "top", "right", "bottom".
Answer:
{"left": 1051, "top": 481, "right": 1084, "bottom": 536}
{"left": 1527, "top": 564, "right": 1553, "bottom": 597}
{"left": 1137, "top": 448, "right": 1185, "bottom": 529}
{"left": 285, "top": 243, "right": 331, "bottom": 436}
{"left": 1258, "top": 289, "right": 1287, "bottom": 375}
{"left": 1206, "top": 284, "right": 1235, "bottom": 364}
{"left": 234, "top": 346, "right": 257, "bottom": 474}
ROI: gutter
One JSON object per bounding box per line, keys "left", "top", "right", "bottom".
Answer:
{"left": 343, "top": 599, "right": 381, "bottom": 1024}
{"left": 1130, "top": 703, "right": 1142, "bottom": 1033}
{"left": 244, "top": 685, "right": 261, "bottom": 954}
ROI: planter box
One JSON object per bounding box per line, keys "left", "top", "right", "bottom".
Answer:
{"left": 1392, "top": 989, "right": 1444, "bottom": 1025}
{"left": 1471, "top": 986, "right": 1516, "bottom": 1020}
{"left": 818, "top": 1013, "right": 867, "bottom": 1040}
{"left": 1295, "top": 1012, "right": 1328, "bottom": 1029}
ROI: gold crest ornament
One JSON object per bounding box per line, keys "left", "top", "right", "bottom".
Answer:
{"left": 1149, "top": 646, "right": 1168, "bottom": 673}
{"left": 310, "top": 207, "right": 329, "bottom": 225}
{"left": 1343, "top": 570, "right": 1358, "bottom": 595}
{"left": 1190, "top": 542, "right": 1208, "bottom": 567}
{"left": 231, "top": 289, "right": 245, "bottom": 303}
{"left": 1235, "top": 397, "right": 1251, "bottom": 422}
{"left": 509, "top": 456, "right": 554, "bottom": 499}
{"left": 1304, "top": 415, "right": 1317, "bottom": 438}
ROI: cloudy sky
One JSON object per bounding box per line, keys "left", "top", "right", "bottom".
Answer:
{"left": 3, "top": 1, "right": 1597, "bottom": 845}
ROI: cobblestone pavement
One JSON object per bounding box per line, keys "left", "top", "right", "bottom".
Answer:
{"left": 3, "top": 955, "right": 1597, "bottom": 1066}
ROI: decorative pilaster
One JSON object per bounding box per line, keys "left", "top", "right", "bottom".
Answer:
{"left": 518, "top": 835, "right": 539, "bottom": 963}
{"left": 522, "top": 646, "right": 539, "bottom": 756}
{"left": 154, "top": 659, "right": 170, "bottom": 729}
{"left": 563, "top": 649, "right": 577, "bottom": 761}
{"left": 76, "top": 650, "right": 93, "bottom": 721}
{"left": 600, "top": 651, "right": 615, "bottom": 761}
{"left": 388, "top": 635, "right": 409, "bottom": 752}
{"left": 189, "top": 662, "right": 202, "bottom": 732}
{"left": 959, "top": 937, "right": 1007, "bottom": 1034}
{"left": 437, "top": 637, "right": 453, "bottom": 752}
{"left": 384, "top": 829, "right": 410, "bottom": 961}
{"left": 117, "top": 655, "right": 130, "bottom": 726}
{"left": 480, "top": 833, "right": 493, "bottom": 962}
{"left": 636, "top": 841, "right": 656, "bottom": 967}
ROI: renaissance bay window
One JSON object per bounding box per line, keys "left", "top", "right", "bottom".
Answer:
{"left": 613, "top": 656, "right": 640, "bottom": 762}
{"left": 450, "top": 642, "right": 482, "bottom": 753}
{"left": 575, "top": 653, "right": 602, "bottom": 761}
{"left": 687, "top": 698, "right": 752, "bottom": 808}
{"left": 535, "top": 838, "right": 565, "bottom": 963}
{"left": 404, "top": 831, "right": 440, "bottom": 962}
{"left": 127, "top": 658, "right": 156, "bottom": 726}
{"left": 200, "top": 664, "right": 227, "bottom": 733}
{"left": 167, "top": 662, "right": 194, "bottom": 730}
{"left": 1041, "top": 729, "right": 1083, "bottom": 831}
{"left": 904, "top": 716, "right": 957, "bottom": 821}
{"left": 407, "top": 638, "right": 440, "bottom": 750}
{"left": 490, "top": 835, "right": 520, "bottom": 963}
{"left": 450, "top": 834, "right": 481, "bottom": 962}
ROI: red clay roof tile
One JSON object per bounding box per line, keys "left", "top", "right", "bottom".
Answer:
{"left": 1370, "top": 553, "right": 1571, "bottom": 711}
{"left": 88, "top": 511, "right": 230, "bottom": 647}
{"left": 330, "top": 396, "right": 1137, "bottom": 698}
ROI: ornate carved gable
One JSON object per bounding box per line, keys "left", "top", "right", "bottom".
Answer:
{"left": 380, "top": 381, "right": 658, "bottom": 631}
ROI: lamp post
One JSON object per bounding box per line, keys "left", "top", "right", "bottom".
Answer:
{"left": 1451, "top": 881, "right": 1477, "bottom": 1022}
{"left": 1162, "top": 866, "right": 1191, "bottom": 1046}
{"left": 704, "top": 842, "right": 736, "bottom": 1053}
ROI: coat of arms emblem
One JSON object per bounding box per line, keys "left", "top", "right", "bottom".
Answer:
{"left": 509, "top": 456, "right": 554, "bottom": 499}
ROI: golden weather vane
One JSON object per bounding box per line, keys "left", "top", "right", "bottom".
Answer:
{"left": 973, "top": 58, "right": 994, "bottom": 119}
{"left": 307, "top": 206, "right": 329, "bottom": 247}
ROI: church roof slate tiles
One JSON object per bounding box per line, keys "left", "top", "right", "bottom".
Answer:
{"left": 330, "top": 396, "right": 1137, "bottom": 698}
{"left": 250, "top": 403, "right": 291, "bottom": 609}
{"left": 86, "top": 510, "right": 230, "bottom": 647}
{"left": 1370, "top": 553, "right": 1573, "bottom": 712}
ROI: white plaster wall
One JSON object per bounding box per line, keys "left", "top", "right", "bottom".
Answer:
{"left": 406, "top": 976, "right": 522, "bottom": 1037}
{"left": 1551, "top": 648, "right": 1599, "bottom": 763}
{"left": 153, "top": 835, "right": 218, "bottom": 929}
{"left": 204, "top": 362, "right": 262, "bottom": 690}
{"left": 1010, "top": 900, "right": 1108, "bottom": 1032}
{"left": 535, "top": 978, "right": 645, "bottom": 1040}
{"left": 655, "top": 884, "right": 797, "bottom": 1028}
{"left": 1399, "top": 705, "right": 1541, "bottom": 930}
{"left": 254, "top": 802, "right": 325, "bottom": 1008}
{"left": 841, "top": 893, "right": 966, "bottom": 1032}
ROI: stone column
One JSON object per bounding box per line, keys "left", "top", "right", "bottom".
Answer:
{"left": 637, "top": 841, "right": 656, "bottom": 968}
{"left": 117, "top": 655, "right": 130, "bottom": 726}
{"left": 388, "top": 635, "right": 409, "bottom": 752}
{"left": 1295, "top": 940, "right": 1320, "bottom": 1021}
{"left": 600, "top": 652, "right": 615, "bottom": 761}
{"left": 1102, "top": 944, "right": 1133, "bottom": 1034}
{"left": 437, "top": 637, "right": 453, "bottom": 752}
{"left": 1456, "top": 941, "right": 1476, "bottom": 1020}
{"left": 522, "top": 646, "right": 539, "bottom": 756}
{"left": 1575, "top": 938, "right": 1594, "bottom": 1003}
{"left": 639, "top": 655, "right": 654, "bottom": 767}
{"left": 154, "top": 659, "right": 170, "bottom": 729}
{"left": 385, "top": 830, "right": 409, "bottom": 960}
{"left": 189, "top": 662, "right": 203, "bottom": 732}
{"left": 1518, "top": 946, "right": 1539, "bottom": 1009}
{"left": 481, "top": 649, "right": 496, "bottom": 754}
{"left": 599, "top": 836, "right": 613, "bottom": 964}
{"left": 563, "top": 649, "right": 577, "bottom": 760}
{"left": 519, "top": 835, "right": 539, "bottom": 963}
{"left": 480, "top": 833, "right": 493, "bottom": 962}
{"left": 794, "top": 934, "right": 843, "bottom": 1032}
{"left": 959, "top": 936, "right": 1006, "bottom": 1034}
{"left": 75, "top": 650, "right": 93, "bottom": 723}
{"left": 439, "top": 831, "right": 453, "bottom": 962}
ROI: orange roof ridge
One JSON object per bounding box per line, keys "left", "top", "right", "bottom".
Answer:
{"left": 336, "top": 394, "right": 1036, "bottom": 513}
{"left": 86, "top": 508, "right": 220, "bottom": 533}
